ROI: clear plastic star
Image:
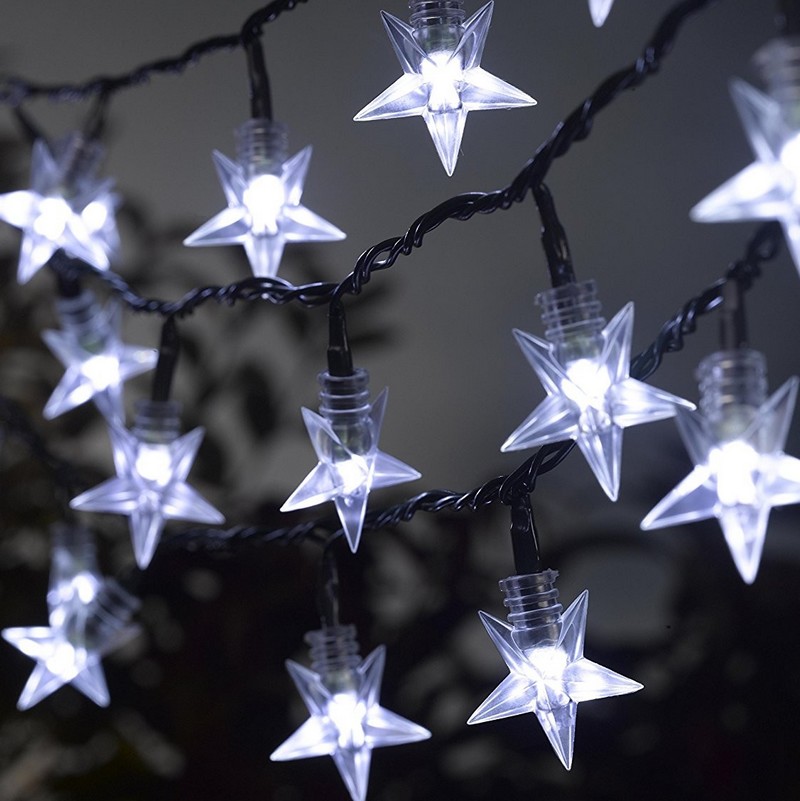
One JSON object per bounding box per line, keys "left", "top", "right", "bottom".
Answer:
{"left": 468, "top": 590, "right": 642, "bottom": 769}
{"left": 281, "top": 388, "right": 420, "bottom": 553}
{"left": 589, "top": 0, "right": 615, "bottom": 26}
{"left": 2, "top": 530, "right": 139, "bottom": 710}
{"left": 271, "top": 645, "right": 430, "bottom": 801}
{"left": 183, "top": 145, "right": 345, "bottom": 278}
{"left": 41, "top": 303, "right": 157, "bottom": 424}
{"left": 642, "top": 377, "right": 800, "bottom": 583}
{"left": 354, "top": 1, "right": 536, "bottom": 175}
{"left": 70, "top": 423, "right": 224, "bottom": 568}
{"left": 502, "top": 303, "right": 694, "bottom": 501}
{"left": 0, "top": 135, "right": 119, "bottom": 283}
{"left": 691, "top": 78, "right": 800, "bottom": 275}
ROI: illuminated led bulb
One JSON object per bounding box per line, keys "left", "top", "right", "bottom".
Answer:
{"left": 691, "top": 38, "right": 800, "bottom": 276}
{"left": 184, "top": 118, "right": 345, "bottom": 278}
{"left": 502, "top": 280, "right": 693, "bottom": 500}
{"left": 282, "top": 369, "right": 420, "bottom": 553}
{"left": 642, "top": 350, "right": 800, "bottom": 583}
{"left": 589, "top": 0, "right": 615, "bottom": 27}
{"left": 468, "top": 570, "right": 642, "bottom": 769}
{"left": 41, "top": 290, "right": 157, "bottom": 424}
{"left": 70, "top": 400, "right": 224, "bottom": 568}
{"left": 0, "top": 132, "right": 119, "bottom": 283}
{"left": 354, "top": 0, "right": 536, "bottom": 176}
{"left": 2, "top": 524, "right": 140, "bottom": 709}
{"left": 271, "top": 624, "right": 430, "bottom": 801}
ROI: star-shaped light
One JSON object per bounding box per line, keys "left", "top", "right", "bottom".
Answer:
{"left": 70, "top": 419, "right": 224, "bottom": 568}
{"left": 691, "top": 76, "right": 800, "bottom": 275}
{"left": 502, "top": 302, "right": 694, "bottom": 501}
{"left": 2, "top": 526, "right": 139, "bottom": 709}
{"left": 42, "top": 299, "right": 157, "bottom": 424}
{"left": 468, "top": 590, "right": 642, "bottom": 769}
{"left": 642, "top": 375, "right": 800, "bottom": 584}
{"left": 271, "top": 644, "right": 430, "bottom": 801}
{"left": 0, "top": 134, "right": 119, "bottom": 283}
{"left": 281, "top": 386, "right": 420, "bottom": 553}
{"left": 183, "top": 124, "right": 345, "bottom": 278}
{"left": 589, "top": 0, "right": 615, "bottom": 26}
{"left": 354, "top": 1, "right": 536, "bottom": 175}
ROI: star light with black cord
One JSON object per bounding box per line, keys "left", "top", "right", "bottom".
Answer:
{"left": 184, "top": 118, "right": 345, "bottom": 278}
{"left": 354, "top": 0, "right": 535, "bottom": 176}
{"left": 0, "top": 133, "right": 118, "bottom": 284}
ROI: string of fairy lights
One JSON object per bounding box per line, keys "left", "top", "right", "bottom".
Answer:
{"left": 0, "top": 0, "right": 799, "bottom": 797}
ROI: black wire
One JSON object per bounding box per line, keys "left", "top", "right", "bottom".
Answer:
{"left": 533, "top": 183, "right": 576, "bottom": 288}
{"left": 509, "top": 494, "right": 541, "bottom": 575}
{"left": 151, "top": 317, "right": 180, "bottom": 403}
{"left": 718, "top": 277, "right": 748, "bottom": 351}
{"left": 326, "top": 299, "right": 354, "bottom": 377}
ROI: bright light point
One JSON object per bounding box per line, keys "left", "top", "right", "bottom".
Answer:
{"left": 333, "top": 457, "right": 370, "bottom": 496}
{"left": 81, "top": 354, "right": 120, "bottom": 391}
{"left": 72, "top": 573, "right": 99, "bottom": 605}
{"left": 244, "top": 173, "right": 285, "bottom": 236}
{"left": 32, "top": 197, "right": 71, "bottom": 239}
{"left": 45, "top": 640, "right": 81, "bottom": 677}
{"left": 421, "top": 52, "right": 463, "bottom": 112}
{"left": 134, "top": 445, "right": 174, "bottom": 485}
{"left": 328, "top": 693, "right": 368, "bottom": 750}
{"left": 710, "top": 441, "right": 760, "bottom": 506}
{"left": 81, "top": 199, "right": 110, "bottom": 232}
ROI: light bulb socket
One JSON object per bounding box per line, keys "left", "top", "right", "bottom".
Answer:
{"left": 409, "top": 0, "right": 466, "bottom": 53}
{"left": 306, "top": 624, "right": 362, "bottom": 692}
{"left": 131, "top": 399, "right": 182, "bottom": 444}
{"left": 499, "top": 569, "right": 563, "bottom": 651}
{"left": 318, "top": 369, "right": 374, "bottom": 457}
{"left": 537, "top": 280, "right": 606, "bottom": 364}
{"left": 55, "top": 290, "right": 109, "bottom": 353}
{"left": 55, "top": 132, "right": 105, "bottom": 197}
{"left": 697, "top": 349, "right": 768, "bottom": 439}
{"left": 235, "top": 118, "right": 288, "bottom": 181}
{"left": 82, "top": 579, "right": 140, "bottom": 651}
{"left": 50, "top": 523, "right": 99, "bottom": 583}
{"left": 756, "top": 36, "right": 800, "bottom": 128}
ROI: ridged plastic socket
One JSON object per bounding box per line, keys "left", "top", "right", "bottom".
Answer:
{"left": 409, "top": 0, "right": 466, "bottom": 54}
{"left": 235, "top": 118, "right": 289, "bottom": 182}
{"left": 499, "top": 569, "right": 563, "bottom": 651}
{"left": 306, "top": 624, "right": 362, "bottom": 694}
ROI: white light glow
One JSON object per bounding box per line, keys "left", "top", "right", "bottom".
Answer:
{"left": 32, "top": 196, "right": 72, "bottom": 239}
{"left": 80, "top": 353, "right": 121, "bottom": 392}
{"left": 243, "top": 173, "right": 285, "bottom": 236}
{"left": 710, "top": 440, "right": 761, "bottom": 506}
{"left": 421, "top": 52, "right": 464, "bottom": 113}
{"left": 134, "top": 444, "right": 174, "bottom": 485}
{"left": 328, "top": 692, "right": 368, "bottom": 750}
{"left": 81, "top": 199, "right": 110, "bottom": 233}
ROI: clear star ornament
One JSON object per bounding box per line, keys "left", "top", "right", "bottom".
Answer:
{"left": 70, "top": 399, "right": 224, "bottom": 568}
{"left": 502, "top": 280, "right": 694, "bottom": 501}
{"left": 468, "top": 570, "right": 642, "bottom": 770}
{"left": 589, "top": 0, "right": 615, "bottom": 27}
{"left": 354, "top": 0, "right": 536, "bottom": 176}
{"left": 690, "top": 38, "right": 800, "bottom": 276}
{"left": 42, "top": 290, "right": 157, "bottom": 425}
{"left": 2, "top": 524, "right": 140, "bottom": 710}
{"left": 271, "top": 624, "right": 430, "bottom": 801}
{"left": 184, "top": 118, "right": 345, "bottom": 278}
{"left": 0, "top": 132, "right": 119, "bottom": 283}
{"left": 282, "top": 369, "right": 421, "bottom": 553}
{"left": 642, "top": 349, "right": 800, "bottom": 584}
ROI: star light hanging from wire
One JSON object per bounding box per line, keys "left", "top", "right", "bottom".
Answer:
{"left": 468, "top": 588, "right": 642, "bottom": 769}
{"left": 0, "top": 134, "right": 118, "bottom": 284}
{"left": 184, "top": 119, "right": 345, "bottom": 278}
{"left": 271, "top": 638, "right": 430, "bottom": 801}
{"left": 354, "top": 1, "right": 536, "bottom": 176}
{"left": 589, "top": 0, "right": 615, "bottom": 26}
{"left": 642, "top": 358, "right": 800, "bottom": 584}
{"left": 70, "top": 404, "right": 224, "bottom": 568}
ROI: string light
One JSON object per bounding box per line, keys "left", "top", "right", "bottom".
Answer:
{"left": 271, "top": 624, "right": 430, "bottom": 801}
{"left": 502, "top": 280, "right": 694, "bottom": 501}
{"left": 70, "top": 400, "right": 224, "bottom": 568}
{"left": 354, "top": 0, "right": 535, "bottom": 176}
{"left": 2, "top": 524, "right": 140, "bottom": 709}
{"left": 282, "top": 369, "right": 421, "bottom": 553}
{"left": 589, "top": 0, "right": 615, "bottom": 27}
{"left": 0, "top": 133, "right": 118, "bottom": 284}
{"left": 184, "top": 118, "right": 345, "bottom": 278}
{"left": 642, "top": 349, "right": 800, "bottom": 583}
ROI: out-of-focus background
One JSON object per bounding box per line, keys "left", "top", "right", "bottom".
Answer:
{"left": 1, "top": 1, "right": 799, "bottom": 799}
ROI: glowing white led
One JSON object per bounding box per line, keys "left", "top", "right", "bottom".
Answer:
{"left": 589, "top": 0, "right": 615, "bottom": 26}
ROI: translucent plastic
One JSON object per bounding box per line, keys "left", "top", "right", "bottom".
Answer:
{"left": 354, "top": 1, "right": 535, "bottom": 176}
{"left": 0, "top": 134, "right": 119, "bottom": 283}
{"left": 184, "top": 118, "right": 345, "bottom": 278}
{"left": 589, "top": 0, "right": 615, "bottom": 27}
{"left": 642, "top": 349, "right": 800, "bottom": 584}
{"left": 502, "top": 284, "right": 694, "bottom": 501}
{"left": 2, "top": 524, "right": 140, "bottom": 709}
{"left": 70, "top": 399, "right": 224, "bottom": 568}
{"left": 41, "top": 293, "right": 157, "bottom": 424}
{"left": 281, "top": 369, "right": 421, "bottom": 553}
{"left": 271, "top": 625, "right": 430, "bottom": 801}
{"left": 468, "top": 570, "right": 642, "bottom": 770}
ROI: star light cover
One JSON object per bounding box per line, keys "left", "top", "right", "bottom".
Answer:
{"left": 468, "top": 589, "right": 642, "bottom": 769}
{"left": 0, "top": 133, "right": 119, "bottom": 283}
{"left": 271, "top": 641, "right": 430, "bottom": 801}
{"left": 42, "top": 296, "right": 157, "bottom": 424}
{"left": 282, "top": 371, "right": 420, "bottom": 553}
{"left": 70, "top": 405, "right": 224, "bottom": 568}
{"left": 502, "top": 292, "right": 694, "bottom": 501}
{"left": 642, "top": 369, "right": 800, "bottom": 584}
{"left": 690, "top": 71, "right": 800, "bottom": 275}
{"left": 589, "top": 0, "right": 615, "bottom": 27}
{"left": 354, "top": 1, "right": 536, "bottom": 175}
{"left": 2, "top": 526, "right": 139, "bottom": 710}
{"left": 183, "top": 119, "right": 345, "bottom": 278}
